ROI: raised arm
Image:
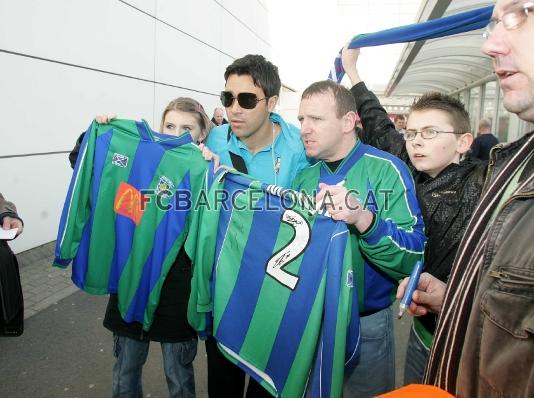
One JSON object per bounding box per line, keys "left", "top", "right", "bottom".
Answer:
{"left": 342, "top": 46, "right": 409, "bottom": 164}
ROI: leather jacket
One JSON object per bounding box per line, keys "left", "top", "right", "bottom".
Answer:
{"left": 455, "top": 132, "right": 534, "bottom": 397}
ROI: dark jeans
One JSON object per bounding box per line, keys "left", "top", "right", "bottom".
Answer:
{"left": 112, "top": 334, "right": 196, "bottom": 398}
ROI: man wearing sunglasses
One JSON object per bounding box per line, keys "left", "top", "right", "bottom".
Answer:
{"left": 205, "top": 54, "right": 309, "bottom": 188}
{"left": 203, "top": 54, "right": 309, "bottom": 398}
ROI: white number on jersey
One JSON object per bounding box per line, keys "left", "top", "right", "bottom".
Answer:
{"left": 265, "top": 210, "right": 311, "bottom": 290}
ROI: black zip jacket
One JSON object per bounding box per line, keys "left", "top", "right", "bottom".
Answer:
{"left": 351, "top": 82, "right": 487, "bottom": 334}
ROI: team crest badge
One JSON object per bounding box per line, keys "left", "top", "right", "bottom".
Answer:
{"left": 346, "top": 270, "right": 354, "bottom": 288}
{"left": 156, "top": 176, "right": 175, "bottom": 197}
{"left": 112, "top": 153, "right": 129, "bottom": 168}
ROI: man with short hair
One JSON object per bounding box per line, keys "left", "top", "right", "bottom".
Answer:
{"left": 205, "top": 54, "right": 309, "bottom": 188}
{"left": 203, "top": 54, "right": 309, "bottom": 398}
{"left": 293, "top": 80, "right": 426, "bottom": 397}
{"left": 394, "top": 114, "right": 407, "bottom": 134}
{"left": 397, "top": 0, "right": 534, "bottom": 395}
{"left": 468, "top": 118, "right": 499, "bottom": 160}
{"left": 211, "top": 107, "right": 228, "bottom": 126}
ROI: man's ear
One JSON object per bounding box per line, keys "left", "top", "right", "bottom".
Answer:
{"left": 457, "top": 132, "right": 474, "bottom": 154}
{"left": 267, "top": 95, "right": 278, "bottom": 113}
{"left": 343, "top": 111, "right": 357, "bottom": 133}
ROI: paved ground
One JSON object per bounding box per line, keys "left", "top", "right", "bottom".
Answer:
{"left": 1, "top": 241, "right": 412, "bottom": 397}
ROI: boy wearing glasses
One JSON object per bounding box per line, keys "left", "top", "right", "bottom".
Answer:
{"left": 341, "top": 47, "right": 487, "bottom": 385}
{"left": 205, "top": 54, "right": 309, "bottom": 188}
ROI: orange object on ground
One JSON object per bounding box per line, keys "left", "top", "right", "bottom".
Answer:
{"left": 376, "top": 384, "right": 454, "bottom": 397}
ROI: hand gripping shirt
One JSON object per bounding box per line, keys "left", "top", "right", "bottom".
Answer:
{"left": 185, "top": 171, "right": 360, "bottom": 398}
{"left": 293, "top": 141, "right": 426, "bottom": 312}
{"left": 54, "top": 119, "right": 209, "bottom": 330}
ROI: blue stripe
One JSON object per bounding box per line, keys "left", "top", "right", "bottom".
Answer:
{"left": 317, "top": 226, "right": 348, "bottom": 397}
{"left": 152, "top": 130, "right": 194, "bottom": 150}
{"left": 363, "top": 259, "right": 395, "bottom": 311}
{"left": 123, "top": 173, "right": 192, "bottom": 323}
{"left": 72, "top": 129, "right": 113, "bottom": 289}
{"left": 335, "top": 141, "right": 365, "bottom": 177}
{"left": 318, "top": 141, "right": 365, "bottom": 182}
{"left": 108, "top": 139, "right": 166, "bottom": 292}
{"left": 215, "top": 195, "right": 280, "bottom": 351}
{"left": 206, "top": 160, "right": 216, "bottom": 191}
{"left": 55, "top": 122, "right": 93, "bottom": 261}
{"left": 265, "top": 216, "right": 339, "bottom": 391}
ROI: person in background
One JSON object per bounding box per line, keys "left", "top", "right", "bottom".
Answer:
{"left": 211, "top": 107, "right": 228, "bottom": 126}
{"left": 468, "top": 118, "right": 499, "bottom": 160}
{"left": 68, "top": 97, "right": 213, "bottom": 398}
{"left": 398, "top": 0, "right": 534, "bottom": 395}
{"left": 0, "top": 193, "right": 24, "bottom": 337}
{"left": 394, "top": 114, "right": 407, "bottom": 134}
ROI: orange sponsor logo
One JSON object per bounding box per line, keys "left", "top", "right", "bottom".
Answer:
{"left": 114, "top": 182, "right": 145, "bottom": 225}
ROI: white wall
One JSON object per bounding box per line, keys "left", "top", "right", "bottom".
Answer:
{"left": 0, "top": 0, "right": 271, "bottom": 253}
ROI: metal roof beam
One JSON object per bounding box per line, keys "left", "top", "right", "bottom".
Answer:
{"left": 385, "top": 0, "right": 453, "bottom": 96}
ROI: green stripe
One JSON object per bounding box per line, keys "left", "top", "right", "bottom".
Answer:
{"left": 85, "top": 124, "right": 139, "bottom": 292}
{"left": 283, "top": 274, "right": 326, "bottom": 397}
{"left": 213, "top": 192, "right": 257, "bottom": 332}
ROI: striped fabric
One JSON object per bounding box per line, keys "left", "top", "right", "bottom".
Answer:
{"left": 54, "top": 119, "right": 210, "bottom": 330}
{"left": 186, "top": 171, "right": 361, "bottom": 398}
{"left": 329, "top": 5, "right": 493, "bottom": 82}
{"left": 424, "top": 133, "right": 534, "bottom": 393}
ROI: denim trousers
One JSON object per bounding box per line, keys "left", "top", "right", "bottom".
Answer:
{"left": 112, "top": 334, "right": 197, "bottom": 398}
{"left": 344, "top": 306, "right": 395, "bottom": 398}
{"left": 403, "top": 324, "right": 430, "bottom": 385}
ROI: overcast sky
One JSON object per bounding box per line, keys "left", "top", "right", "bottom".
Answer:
{"left": 268, "top": 0, "right": 422, "bottom": 92}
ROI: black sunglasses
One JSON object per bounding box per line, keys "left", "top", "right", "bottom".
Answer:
{"left": 220, "top": 91, "right": 268, "bottom": 109}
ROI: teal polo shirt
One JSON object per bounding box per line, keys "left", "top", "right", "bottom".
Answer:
{"left": 205, "top": 112, "right": 310, "bottom": 188}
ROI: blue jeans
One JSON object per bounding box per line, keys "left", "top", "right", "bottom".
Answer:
{"left": 112, "top": 334, "right": 197, "bottom": 398}
{"left": 344, "top": 306, "right": 395, "bottom": 398}
{"left": 403, "top": 324, "right": 430, "bottom": 385}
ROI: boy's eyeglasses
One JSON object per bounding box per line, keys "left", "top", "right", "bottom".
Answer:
{"left": 403, "top": 128, "right": 465, "bottom": 141}
{"left": 483, "top": 2, "right": 534, "bottom": 39}
{"left": 220, "top": 91, "right": 267, "bottom": 109}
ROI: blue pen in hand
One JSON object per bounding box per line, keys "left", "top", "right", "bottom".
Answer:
{"left": 398, "top": 260, "right": 424, "bottom": 319}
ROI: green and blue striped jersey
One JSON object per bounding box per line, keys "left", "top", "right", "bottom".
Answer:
{"left": 186, "top": 171, "right": 360, "bottom": 398}
{"left": 293, "top": 140, "right": 426, "bottom": 313}
{"left": 54, "top": 119, "right": 209, "bottom": 330}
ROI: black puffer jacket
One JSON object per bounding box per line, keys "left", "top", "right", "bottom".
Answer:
{"left": 351, "top": 82, "right": 487, "bottom": 334}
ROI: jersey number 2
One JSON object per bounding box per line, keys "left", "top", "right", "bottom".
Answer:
{"left": 266, "top": 210, "right": 311, "bottom": 290}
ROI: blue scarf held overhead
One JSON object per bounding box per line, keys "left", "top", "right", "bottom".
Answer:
{"left": 329, "top": 5, "right": 494, "bottom": 83}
